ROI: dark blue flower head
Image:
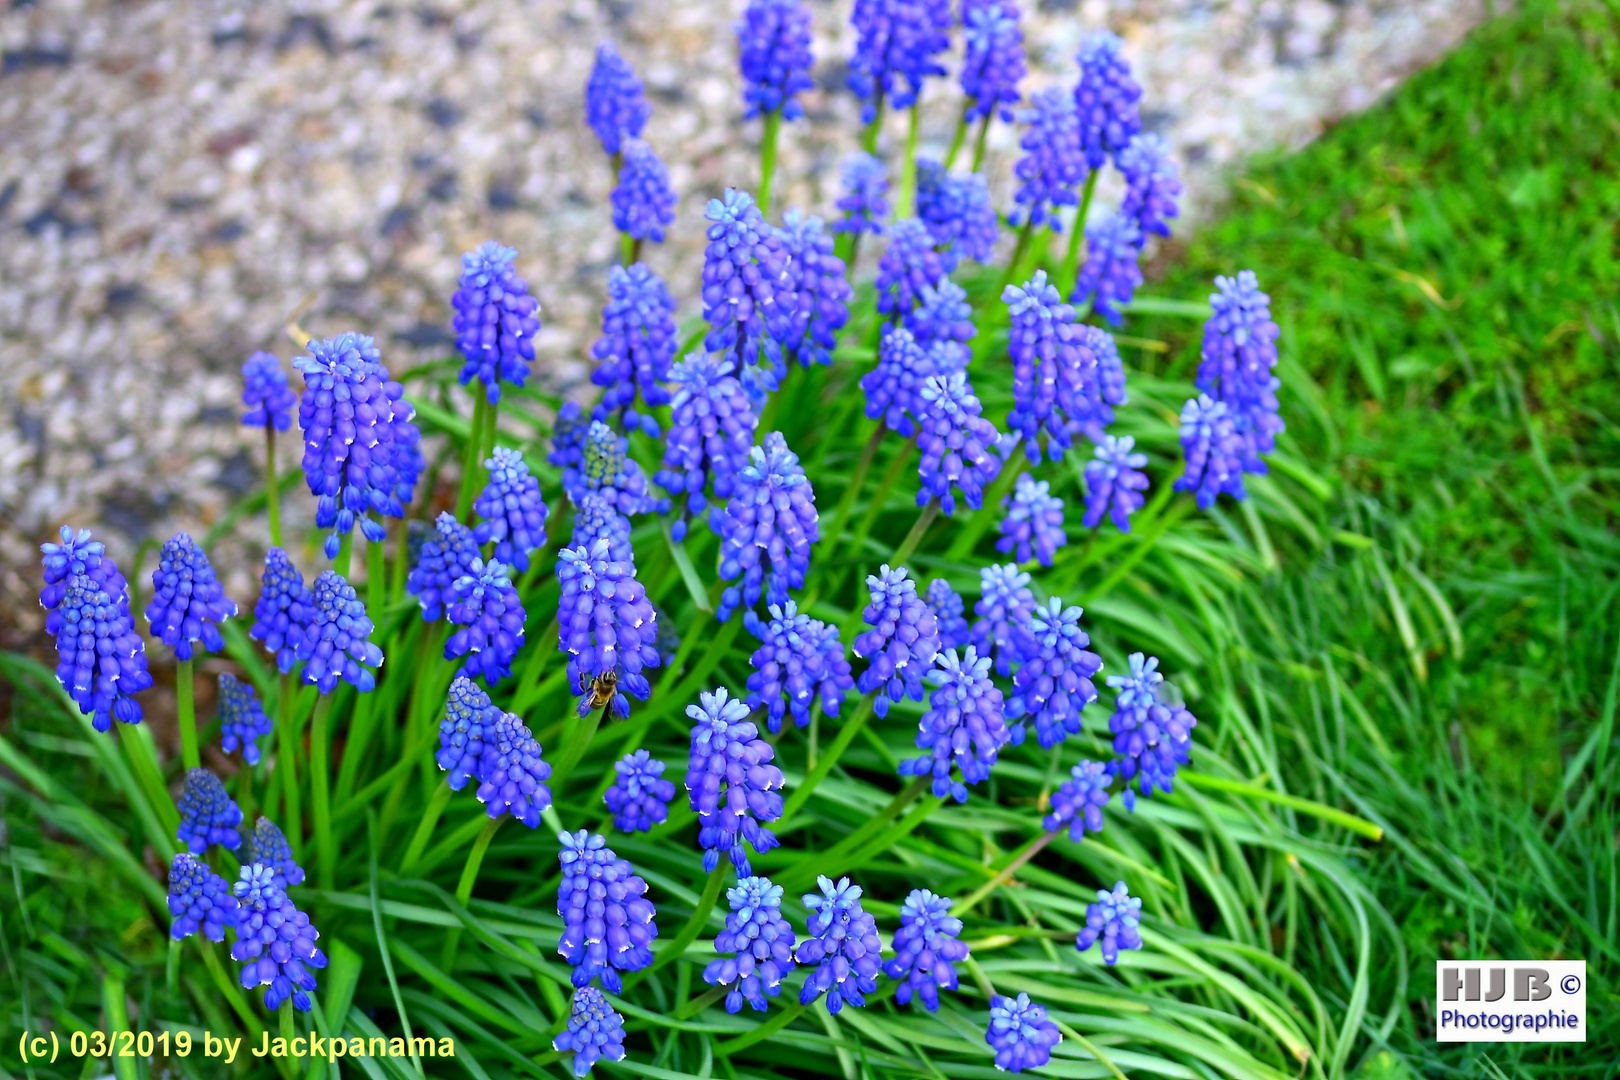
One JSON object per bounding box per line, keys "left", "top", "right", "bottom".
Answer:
{"left": 40, "top": 526, "right": 116, "bottom": 593}
{"left": 777, "top": 209, "right": 853, "bottom": 368}
{"left": 744, "top": 600, "right": 854, "bottom": 733}
{"left": 1073, "top": 212, "right": 1143, "bottom": 325}
{"left": 218, "top": 673, "right": 272, "bottom": 765}
{"left": 833, "top": 151, "right": 889, "bottom": 236}
{"left": 612, "top": 138, "right": 678, "bottom": 244}
{"left": 1007, "top": 596, "right": 1103, "bottom": 749}
{"left": 854, "top": 564, "right": 941, "bottom": 718}
{"left": 572, "top": 420, "right": 662, "bottom": 516}
{"left": 1076, "top": 880, "right": 1143, "bottom": 965}
{"left": 445, "top": 558, "right": 525, "bottom": 686}
{"left": 571, "top": 493, "right": 635, "bottom": 563}
{"left": 472, "top": 448, "right": 549, "bottom": 573}
{"left": 231, "top": 863, "right": 328, "bottom": 1012}
{"left": 737, "top": 0, "right": 816, "bottom": 120}
{"left": 1011, "top": 87, "right": 1083, "bottom": 231}
{"left": 452, "top": 241, "right": 543, "bottom": 405}
{"left": 1074, "top": 31, "right": 1142, "bottom": 170}
{"left": 795, "top": 875, "right": 883, "bottom": 1013}
{"left": 883, "top": 888, "right": 968, "bottom": 1011}
{"left": 553, "top": 986, "right": 628, "bottom": 1078}
{"left": 437, "top": 676, "right": 496, "bottom": 791}
{"left": 177, "top": 768, "right": 244, "bottom": 854}
{"left": 1083, "top": 434, "right": 1149, "bottom": 533}
{"left": 549, "top": 400, "right": 590, "bottom": 482}
{"left": 1043, "top": 759, "right": 1112, "bottom": 841}
{"left": 406, "top": 512, "right": 482, "bottom": 621}
{"left": 604, "top": 749, "right": 677, "bottom": 833}
{"left": 241, "top": 351, "right": 295, "bottom": 431}
{"left": 997, "top": 472, "right": 1067, "bottom": 566}
{"left": 250, "top": 547, "right": 312, "bottom": 674}
{"left": 716, "top": 431, "right": 820, "bottom": 621}
{"left": 1119, "top": 132, "right": 1182, "bottom": 239}
{"left": 1004, "top": 269, "right": 1106, "bottom": 463}
{"left": 557, "top": 830, "right": 658, "bottom": 991}
{"left": 1107, "top": 653, "right": 1197, "bottom": 808}
{"left": 971, "top": 563, "right": 1035, "bottom": 677}
{"left": 916, "top": 162, "right": 1000, "bottom": 263}
{"left": 167, "top": 853, "right": 239, "bottom": 942}
{"left": 900, "top": 647, "right": 1016, "bottom": 802}
{"left": 924, "top": 579, "right": 970, "bottom": 650}
{"left": 247, "top": 817, "right": 304, "bottom": 889}
{"left": 42, "top": 552, "right": 151, "bottom": 732}
{"left": 704, "top": 875, "right": 797, "bottom": 1013}
{"left": 1062, "top": 323, "right": 1126, "bottom": 443}
{"left": 875, "top": 218, "right": 958, "bottom": 318}
{"left": 475, "top": 709, "right": 553, "bottom": 828}
{"left": 1197, "top": 270, "right": 1284, "bottom": 474}
{"left": 1174, "top": 393, "right": 1247, "bottom": 509}
{"left": 145, "top": 532, "right": 236, "bottom": 662}
{"left": 685, "top": 687, "right": 786, "bottom": 875}
{"left": 960, "top": 0, "right": 1025, "bottom": 122}
{"left": 915, "top": 370, "right": 1003, "bottom": 516}
{"left": 905, "top": 277, "right": 976, "bottom": 347}
{"left": 861, "top": 325, "right": 967, "bottom": 438}
{"left": 557, "top": 539, "right": 661, "bottom": 717}
{"left": 701, "top": 187, "right": 796, "bottom": 399}
{"left": 847, "top": 0, "right": 952, "bottom": 120}
{"left": 655, "top": 353, "right": 760, "bottom": 540}
{"left": 591, "top": 262, "right": 677, "bottom": 438}
{"left": 297, "top": 570, "right": 383, "bottom": 694}
{"left": 585, "top": 42, "right": 650, "bottom": 157}
{"left": 986, "top": 992, "right": 1062, "bottom": 1072}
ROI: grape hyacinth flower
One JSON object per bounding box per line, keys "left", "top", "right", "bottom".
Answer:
{"left": 744, "top": 601, "right": 854, "bottom": 733}
{"left": 240, "top": 351, "right": 295, "bottom": 431}
{"left": 590, "top": 262, "right": 677, "bottom": 437}
{"left": 1197, "top": 270, "right": 1285, "bottom": 473}
{"left": 40, "top": 535, "right": 152, "bottom": 731}
{"left": 905, "top": 278, "right": 975, "bottom": 347}
{"left": 900, "top": 647, "right": 1016, "bottom": 802}
{"left": 884, "top": 889, "right": 968, "bottom": 1011}
{"left": 217, "top": 673, "right": 272, "bottom": 765}
{"left": 1074, "top": 31, "right": 1142, "bottom": 170}
{"left": 571, "top": 493, "right": 635, "bottom": 563}
{"left": 914, "top": 370, "right": 1003, "bottom": 516}
{"left": 1072, "top": 212, "right": 1144, "bottom": 325}
{"left": 571, "top": 420, "right": 662, "bottom": 517}
{"left": 1010, "top": 87, "right": 1083, "bottom": 231}
{"left": 553, "top": 986, "right": 627, "bottom": 1078}
{"left": 861, "top": 325, "right": 965, "bottom": 438}
{"left": 247, "top": 817, "right": 304, "bottom": 889}
{"left": 777, "top": 209, "right": 853, "bottom": 368}
{"left": 915, "top": 161, "right": 999, "bottom": 263}
{"left": 249, "top": 547, "right": 312, "bottom": 673}
{"left": 701, "top": 187, "right": 796, "bottom": 397}
{"left": 39, "top": 526, "right": 119, "bottom": 594}
{"left": 549, "top": 401, "right": 590, "bottom": 482}
{"left": 1083, "top": 434, "right": 1149, "bottom": 533}
{"left": 452, "top": 241, "right": 543, "bottom": 404}
{"left": 716, "top": 431, "right": 820, "bottom": 621}
{"left": 473, "top": 448, "right": 550, "bottom": 573}
{"left": 445, "top": 558, "right": 525, "bottom": 686}
{"left": 875, "top": 218, "right": 957, "bottom": 318}
{"left": 1119, "top": 132, "right": 1182, "bottom": 239}
{"left": 145, "top": 532, "right": 236, "bottom": 661}
{"left": 685, "top": 687, "right": 786, "bottom": 875}
{"left": 796, "top": 875, "right": 882, "bottom": 1014}
{"left": 476, "top": 709, "right": 553, "bottom": 828}
{"left": 655, "top": 353, "right": 759, "bottom": 540}
{"left": 585, "top": 42, "right": 650, "bottom": 157}
{"left": 970, "top": 563, "right": 1036, "bottom": 677}
{"left": 1107, "top": 653, "right": 1197, "bottom": 808}
{"left": 556, "top": 830, "right": 658, "bottom": 991}
{"left": 1003, "top": 269, "right": 1100, "bottom": 462}
{"left": 1007, "top": 597, "right": 1103, "bottom": 749}
{"left": 925, "top": 579, "right": 970, "bottom": 650}
{"left": 167, "top": 853, "right": 239, "bottom": 942}
{"left": 847, "top": 0, "right": 952, "bottom": 121}
{"left": 1174, "top": 393, "right": 1247, "bottom": 508}
{"left": 704, "top": 875, "right": 798, "bottom": 1013}
{"left": 556, "top": 539, "right": 661, "bottom": 718}
{"left": 1043, "top": 759, "right": 1113, "bottom": 841}
{"left": 1076, "top": 880, "right": 1144, "bottom": 965}
{"left": 406, "top": 512, "right": 482, "bottom": 621}
{"left": 985, "top": 992, "right": 1062, "bottom": 1072}
{"left": 833, "top": 151, "right": 889, "bottom": 236}
{"left": 960, "top": 0, "right": 1025, "bottom": 123}
{"left": 437, "top": 676, "right": 496, "bottom": 791}
{"left": 1069, "top": 323, "right": 1128, "bottom": 441}
{"left": 231, "top": 863, "right": 328, "bottom": 1012}
{"left": 611, "top": 138, "right": 678, "bottom": 245}
{"left": 737, "top": 0, "right": 815, "bottom": 120}
{"left": 996, "top": 473, "right": 1067, "bottom": 567}
{"left": 176, "top": 768, "right": 244, "bottom": 854}
{"left": 297, "top": 570, "right": 384, "bottom": 694}
{"left": 604, "top": 749, "right": 677, "bottom": 833}
{"left": 853, "top": 565, "right": 941, "bottom": 718}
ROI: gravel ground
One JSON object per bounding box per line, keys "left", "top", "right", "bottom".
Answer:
{"left": 0, "top": 0, "right": 1493, "bottom": 645}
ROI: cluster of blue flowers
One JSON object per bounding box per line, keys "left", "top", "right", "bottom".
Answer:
{"left": 452, "top": 241, "right": 543, "bottom": 403}
{"left": 715, "top": 431, "right": 820, "bottom": 621}
{"left": 40, "top": 527, "right": 152, "bottom": 731}
{"left": 592, "top": 263, "right": 677, "bottom": 437}
{"left": 685, "top": 688, "right": 785, "bottom": 874}
{"left": 557, "top": 830, "right": 659, "bottom": 991}
{"left": 744, "top": 600, "right": 853, "bottom": 733}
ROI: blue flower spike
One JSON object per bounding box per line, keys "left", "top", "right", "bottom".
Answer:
{"left": 40, "top": 529, "right": 152, "bottom": 731}
{"left": 916, "top": 160, "right": 999, "bottom": 263}
{"left": 915, "top": 370, "right": 1003, "bottom": 516}
{"left": 1119, "top": 132, "right": 1182, "bottom": 239}
{"left": 240, "top": 351, "right": 295, "bottom": 431}
{"left": 1076, "top": 880, "right": 1144, "bottom": 965}
{"left": 407, "top": 512, "right": 482, "bottom": 621}
{"left": 1175, "top": 393, "right": 1247, "bottom": 509}
{"left": 703, "top": 875, "right": 798, "bottom": 1013}
{"left": 445, "top": 557, "right": 526, "bottom": 686}
{"left": 960, "top": 0, "right": 1025, "bottom": 125}
{"left": 997, "top": 472, "right": 1067, "bottom": 566}
{"left": 655, "top": 353, "right": 760, "bottom": 540}
{"left": 924, "top": 578, "right": 971, "bottom": 650}
{"left": 777, "top": 209, "right": 854, "bottom": 368}
{"left": 853, "top": 564, "right": 942, "bottom": 718}
{"left": 297, "top": 570, "right": 384, "bottom": 694}
{"left": 701, "top": 187, "right": 796, "bottom": 399}
{"left": 167, "top": 853, "right": 239, "bottom": 942}
{"left": 737, "top": 0, "right": 815, "bottom": 121}
{"left": 586, "top": 42, "right": 650, "bottom": 158}
{"left": 452, "top": 241, "right": 542, "bottom": 405}
{"left": 716, "top": 431, "right": 820, "bottom": 621}
{"left": 1073, "top": 211, "right": 1144, "bottom": 324}
{"left": 556, "top": 830, "right": 658, "bottom": 991}
{"left": 250, "top": 547, "right": 312, "bottom": 673}
{"left": 218, "top": 673, "right": 272, "bottom": 765}
{"left": 473, "top": 448, "right": 549, "bottom": 573}
{"left": 986, "top": 992, "right": 1062, "bottom": 1072}
{"left": 834, "top": 151, "right": 889, "bottom": 236}
{"left": 475, "top": 709, "right": 553, "bottom": 828}
{"left": 1107, "top": 653, "right": 1198, "bottom": 809}
{"left": 847, "top": 0, "right": 952, "bottom": 123}
{"left": 1084, "top": 434, "right": 1150, "bottom": 532}
{"left": 177, "top": 768, "right": 244, "bottom": 854}
{"left": 685, "top": 688, "right": 786, "bottom": 875}
{"left": 248, "top": 817, "right": 305, "bottom": 889}
{"left": 876, "top": 218, "right": 957, "bottom": 319}
{"left": 883, "top": 889, "right": 969, "bottom": 1011}
{"left": 437, "top": 676, "right": 497, "bottom": 792}
{"left": 604, "top": 749, "right": 677, "bottom": 833}
{"left": 553, "top": 986, "right": 628, "bottom": 1078}
{"left": 231, "top": 863, "right": 327, "bottom": 1012}
{"left": 1011, "top": 87, "right": 1083, "bottom": 232}
{"left": 557, "top": 539, "right": 661, "bottom": 718}
{"left": 146, "top": 532, "right": 236, "bottom": 661}
{"left": 612, "top": 138, "right": 678, "bottom": 245}
{"left": 795, "top": 875, "right": 883, "bottom": 1013}
{"left": 1196, "top": 270, "right": 1285, "bottom": 476}
{"left": 591, "top": 263, "right": 677, "bottom": 438}
{"left": 1007, "top": 596, "right": 1104, "bottom": 749}
{"left": 900, "top": 646, "right": 1017, "bottom": 803}
{"left": 744, "top": 601, "right": 854, "bottom": 734}
{"left": 1003, "top": 270, "right": 1103, "bottom": 463}
{"left": 1074, "top": 31, "right": 1142, "bottom": 170}
{"left": 1043, "top": 759, "right": 1113, "bottom": 841}
{"left": 970, "top": 562, "right": 1036, "bottom": 677}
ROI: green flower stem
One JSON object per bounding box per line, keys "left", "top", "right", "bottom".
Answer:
{"left": 388, "top": 515, "right": 410, "bottom": 607}
{"left": 309, "top": 693, "right": 335, "bottom": 889}
{"left": 894, "top": 105, "right": 921, "bottom": 219}
{"left": 945, "top": 456, "right": 1026, "bottom": 560}
{"left": 265, "top": 425, "right": 283, "bottom": 549}
{"left": 780, "top": 774, "right": 929, "bottom": 887}
{"left": 758, "top": 109, "right": 783, "bottom": 215}
{"left": 1052, "top": 1020, "right": 1131, "bottom": 1080}
{"left": 715, "top": 1000, "right": 805, "bottom": 1056}
{"left": 843, "top": 439, "right": 913, "bottom": 564}
{"left": 620, "top": 231, "right": 635, "bottom": 268}
{"left": 165, "top": 937, "right": 181, "bottom": 998}
{"left": 964, "top": 956, "right": 997, "bottom": 1001}
{"left": 367, "top": 519, "right": 386, "bottom": 619}
{"left": 776, "top": 696, "right": 875, "bottom": 831}
{"left": 823, "top": 424, "right": 885, "bottom": 554}
{"left": 1058, "top": 169, "right": 1102, "bottom": 297}
{"left": 860, "top": 93, "right": 886, "bottom": 153}
{"left": 276, "top": 672, "right": 302, "bottom": 855}
{"left": 548, "top": 706, "right": 605, "bottom": 795}
{"left": 441, "top": 815, "right": 503, "bottom": 970}
{"left": 890, "top": 497, "right": 940, "bottom": 568}
{"left": 333, "top": 690, "right": 376, "bottom": 809}
{"left": 482, "top": 398, "right": 500, "bottom": 471}
{"left": 634, "top": 862, "right": 726, "bottom": 984}
{"left": 333, "top": 532, "right": 353, "bottom": 580}
{"left": 995, "top": 215, "right": 1038, "bottom": 300}
{"left": 970, "top": 112, "right": 993, "bottom": 174}
{"left": 101, "top": 971, "right": 138, "bottom": 1080}
{"left": 401, "top": 779, "right": 456, "bottom": 874}
{"left": 951, "top": 829, "right": 1057, "bottom": 918}
{"left": 176, "top": 657, "right": 199, "bottom": 771}
{"left": 944, "top": 103, "right": 970, "bottom": 170}
{"left": 455, "top": 394, "right": 489, "bottom": 520}
{"left": 1180, "top": 771, "right": 1384, "bottom": 841}
{"left": 279, "top": 999, "right": 295, "bottom": 1048}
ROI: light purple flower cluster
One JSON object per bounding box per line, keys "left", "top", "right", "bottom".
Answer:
{"left": 445, "top": 558, "right": 525, "bottom": 685}
{"left": 1083, "top": 434, "right": 1149, "bottom": 533}
{"left": 145, "top": 532, "right": 236, "bottom": 661}
{"left": 549, "top": 401, "right": 590, "bottom": 484}
{"left": 248, "top": 817, "right": 304, "bottom": 889}
{"left": 40, "top": 528, "right": 151, "bottom": 731}
{"left": 875, "top": 218, "right": 957, "bottom": 318}
{"left": 1193, "top": 270, "right": 1285, "bottom": 477}
{"left": 557, "top": 539, "right": 661, "bottom": 718}
{"left": 452, "top": 241, "right": 542, "bottom": 404}
{"left": 571, "top": 493, "right": 635, "bottom": 562}
{"left": 1174, "top": 393, "right": 1247, "bottom": 509}
{"left": 473, "top": 448, "right": 549, "bottom": 573}
{"left": 704, "top": 875, "right": 798, "bottom": 1013}
{"left": 231, "top": 863, "right": 328, "bottom": 1012}
{"left": 847, "top": 0, "right": 952, "bottom": 120}
{"left": 997, "top": 473, "right": 1067, "bottom": 566}
{"left": 986, "top": 992, "right": 1062, "bottom": 1072}
{"left": 554, "top": 987, "right": 628, "bottom": 1078}
{"left": 475, "top": 709, "right": 553, "bottom": 828}
{"left": 585, "top": 42, "right": 650, "bottom": 157}
{"left": 900, "top": 647, "right": 1016, "bottom": 802}
{"left": 557, "top": 830, "right": 658, "bottom": 992}
{"left": 218, "top": 673, "right": 271, "bottom": 764}
{"left": 960, "top": 0, "right": 1024, "bottom": 123}
{"left": 834, "top": 151, "right": 889, "bottom": 236}
{"left": 745, "top": 601, "right": 854, "bottom": 733}
{"left": 167, "top": 853, "right": 239, "bottom": 942}
{"left": 1106, "top": 653, "right": 1197, "bottom": 808}
{"left": 1076, "top": 880, "right": 1143, "bottom": 965}
{"left": 1007, "top": 597, "right": 1103, "bottom": 749}
{"left": 702, "top": 187, "right": 796, "bottom": 397}
{"left": 1073, "top": 31, "right": 1141, "bottom": 170}
{"left": 656, "top": 353, "right": 759, "bottom": 540}
{"left": 737, "top": 0, "right": 815, "bottom": 120}
{"left": 862, "top": 325, "right": 967, "bottom": 437}
{"left": 297, "top": 570, "right": 383, "bottom": 694}
{"left": 915, "top": 160, "right": 999, "bottom": 263}
{"left": 685, "top": 687, "right": 786, "bottom": 875}
{"left": 925, "top": 579, "right": 970, "bottom": 650}
{"left": 1073, "top": 212, "right": 1144, "bottom": 324}
{"left": 970, "top": 563, "right": 1035, "bottom": 676}
{"left": 437, "top": 676, "right": 495, "bottom": 791}
{"left": 796, "top": 875, "right": 882, "bottom": 1013}
{"left": 853, "top": 565, "right": 941, "bottom": 717}
{"left": 716, "top": 432, "right": 819, "bottom": 622}
{"left": 573, "top": 420, "right": 661, "bottom": 517}
{"left": 177, "top": 767, "right": 243, "bottom": 854}
{"left": 883, "top": 888, "right": 968, "bottom": 1011}
{"left": 1003, "top": 270, "right": 1108, "bottom": 463}
{"left": 915, "top": 370, "right": 1003, "bottom": 516}
{"left": 250, "top": 547, "right": 312, "bottom": 673}
{"left": 1011, "top": 87, "right": 1083, "bottom": 231}
{"left": 1043, "top": 759, "right": 1113, "bottom": 841}
{"left": 604, "top": 749, "right": 676, "bottom": 833}
{"left": 591, "top": 263, "right": 677, "bottom": 438}
{"left": 407, "top": 512, "right": 482, "bottom": 621}
{"left": 1119, "top": 132, "right": 1182, "bottom": 239}
{"left": 240, "top": 351, "right": 295, "bottom": 431}
{"left": 612, "top": 138, "right": 678, "bottom": 244}
{"left": 905, "top": 278, "right": 975, "bottom": 347}
{"left": 777, "top": 209, "right": 853, "bottom": 368}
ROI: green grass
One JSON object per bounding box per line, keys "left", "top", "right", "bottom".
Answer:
{"left": 2, "top": 2, "right": 1617, "bottom": 1079}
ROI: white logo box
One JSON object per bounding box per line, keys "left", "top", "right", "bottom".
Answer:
{"left": 1435, "top": 960, "right": 1586, "bottom": 1042}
